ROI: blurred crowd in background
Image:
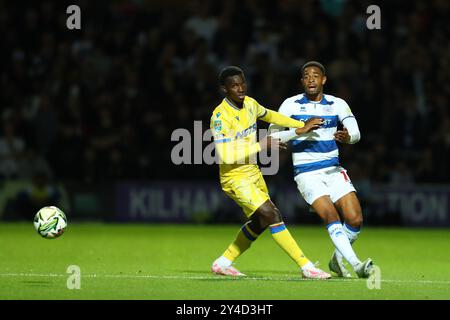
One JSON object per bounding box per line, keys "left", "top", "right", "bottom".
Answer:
{"left": 0, "top": 0, "right": 449, "bottom": 186}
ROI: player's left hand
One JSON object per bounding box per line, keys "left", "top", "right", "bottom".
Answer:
{"left": 334, "top": 127, "right": 350, "bottom": 143}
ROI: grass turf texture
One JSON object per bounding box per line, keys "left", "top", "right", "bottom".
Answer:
{"left": 0, "top": 223, "right": 449, "bottom": 300}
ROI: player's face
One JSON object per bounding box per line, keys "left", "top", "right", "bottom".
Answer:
{"left": 301, "top": 66, "right": 327, "bottom": 96}
{"left": 223, "top": 74, "right": 247, "bottom": 104}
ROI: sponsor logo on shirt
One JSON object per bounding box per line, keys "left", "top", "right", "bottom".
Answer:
{"left": 235, "top": 123, "right": 257, "bottom": 139}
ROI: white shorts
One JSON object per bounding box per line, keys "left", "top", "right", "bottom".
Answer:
{"left": 294, "top": 166, "right": 356, "bottom": 205}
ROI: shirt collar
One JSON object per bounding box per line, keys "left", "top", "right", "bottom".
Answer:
{"left": 224, "top": 97, "right": 245, "bottom": 110}
{"left": 295, "top": 94, "right": 333, "bottom": 105}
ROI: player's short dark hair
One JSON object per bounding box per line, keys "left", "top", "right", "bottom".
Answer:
{"left": 219, "top": 66, "right": 244, "bottom": 85}
{"left": 301, "top": 61, "right": 326, "bottom": 76}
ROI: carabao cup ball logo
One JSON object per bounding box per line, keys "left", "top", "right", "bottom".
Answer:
{"left": 214, "top": 120, "right": 222, "bottom": 132}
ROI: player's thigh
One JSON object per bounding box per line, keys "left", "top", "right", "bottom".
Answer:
{"left": 255, "top": 171, "right": 269, "bottom": 194}
{"left": 311, "top": 195, "right": 340, "bottom": 223}
{"left": 328, "top": 167, "right": 357, "bottom": 205}
{"left": 294, "top": 171, "right": 329, "bottom": 205}
{"left": 295, "top": 172, "right": 340, "bottom": 222}
{"left": 334, "top": 191, "right": 363, "bottom": 226}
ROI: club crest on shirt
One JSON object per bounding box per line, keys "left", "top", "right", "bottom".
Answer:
{"left": 214, "top": 120, "right": 222, "bottom": 132}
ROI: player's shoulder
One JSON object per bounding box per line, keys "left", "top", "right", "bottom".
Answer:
{"left": 278, "top": 94, "right": 304, "bottom": 112}
{"left": 278, "top": 93, "right": 304, "bottom": 110}
{"left": 244, "top": 95, "right": 260, "bottom": 106}
{"left": 211, "top": 100, "right": 227, "bottom": 119}
{"left": 323, "top": 94, "right": 348, "bottom": 107}
{"left": 282, "top": 93, "right": 304, "bottom": 105}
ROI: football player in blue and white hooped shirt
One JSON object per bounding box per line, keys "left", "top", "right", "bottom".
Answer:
{"left": 269, "top": 61, "right": 374, "bottom": 278}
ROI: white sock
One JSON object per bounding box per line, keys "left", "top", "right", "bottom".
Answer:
{"left": 300, "top": 261, "right": 315, "bottom": 271}
{"left": 215, "top": 256, "right": 232, "bottom": 267}
{"left": 335, "top": 222, "right": 361, "bottom": 261}
{"left": 327, "top": 222, "right": 361, "bottom": 267}
{"left": 343, "top": 222, "right": 360, "bottom": 242}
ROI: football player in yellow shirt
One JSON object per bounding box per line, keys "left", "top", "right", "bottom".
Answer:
{"left": 210, "top": 66, "right": 331, "bottom": 279}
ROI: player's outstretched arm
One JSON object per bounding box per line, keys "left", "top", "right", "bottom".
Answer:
{"left": 260, "top": 109, "right": 305, "bottom": 129}
{"left": 268, "top": 123, "right": 295, "bottom": 143}
{"left": 262, "top": 110, "right": 323, "bottom": 132}
{"left": 268, "top": 128, "right": 298, "bottom": 143}
{"left": 295, "top": 117, "right": 324, "bottom": 134}
{"left": 268, "top": 117, "right": 324, "bottom": 143}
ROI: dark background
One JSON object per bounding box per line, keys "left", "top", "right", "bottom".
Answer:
{"left": 0, "top": 0, "right": 449, "bottom": 223}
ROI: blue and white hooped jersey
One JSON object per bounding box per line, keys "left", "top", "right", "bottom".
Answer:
{"left": 273, "top": 93, "right": 356, "bottom": 176}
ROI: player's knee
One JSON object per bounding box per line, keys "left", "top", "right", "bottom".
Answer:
{"left": 247, "top": 219, "right": 265, "bottom": 235}
{"left": 256, "top": 207, "right": 281, "bottom": 228}
{"left": 346, "top": 214, "right": 363, "bottom": 229}
{"left": 271, "top": 207, "right": 282, "bottom": 223}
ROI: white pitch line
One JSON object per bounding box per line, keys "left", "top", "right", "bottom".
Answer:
{"left": 0, "top": 273, "right": 450, "bottom": 285}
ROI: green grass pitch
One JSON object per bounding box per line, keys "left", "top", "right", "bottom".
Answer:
{"left": 0, "top": 223, "right": 449, "bottom": 300}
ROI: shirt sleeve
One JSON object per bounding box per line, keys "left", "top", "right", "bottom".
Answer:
{"left": 336, "top": 98, "right": 355, "bottom": 123}
{"left": 255, "top": 99, "right": 268, "bottom": 119}
{"left": 260, "top": 109, "right": 305, "bottom": 129}
{"left": 269, "top": 128, "right": 300, "bottom": 143}
{"left": 268, "top": 99, "right": 299, "bottom": 142}
{"left": 342, "top": 117, "right": 361, "bottom": 144}
{"left": 336, "top": 99, "right": 361, "bottom": 144}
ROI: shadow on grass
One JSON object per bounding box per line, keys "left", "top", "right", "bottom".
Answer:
{"left": 22, "top": 280, "right": 53, "bottom": 286}
{"left": 167, "top": 269, "right": 359, "bottom": 283}
{"left": 180, "top": 269, "right": 299, "bottom": 276}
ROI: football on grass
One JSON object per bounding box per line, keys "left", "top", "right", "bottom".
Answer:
{"left": 33, "top": 206, "right": 67, "bottom": 239}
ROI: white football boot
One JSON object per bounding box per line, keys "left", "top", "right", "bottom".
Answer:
{"left": 301, "top": 264, "right": 332, "bottom": 279}
{"left": 329, "top": 252, "right": 352, "bottom": 278}
{"left": 211, "top": 259, "right": 246, "bottom": 277}
{"left": 354, "top": 258, "right": 374, "bottom": 278}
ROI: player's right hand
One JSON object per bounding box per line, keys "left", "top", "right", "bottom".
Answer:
{"left": 295, "top": 117, "right": 324, "bottom": 134}
{"left": 260, "top": 136, "right": 287, "bottom": 151}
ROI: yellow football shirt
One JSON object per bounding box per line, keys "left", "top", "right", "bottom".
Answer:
{"left": 210, "top": 96, "right": 266, "bottom": 181}
{"left": 210, "top": 95, "right": 307, "bottom": 216}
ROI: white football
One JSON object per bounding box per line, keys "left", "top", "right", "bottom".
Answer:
{"left": 33, "top": 206, "right": 67, "bottom": 239}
